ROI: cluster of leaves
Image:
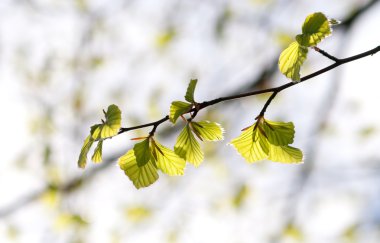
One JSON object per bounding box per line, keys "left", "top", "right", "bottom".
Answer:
{"left": 78, "top": 79, "right": 300, "bottom": 189}
{"left": 78, "top": 12, "right": 342, "bottom": 189}
{"left": 278, "top": 12, "right": 339, "bottom": 81}
{"left": 119, "top": 80, "right": 224, "bottom": 188}
{"left": 78, "top": 104, "right": 121, "bottom": 168}
{"left": 230, "top": 117, "right": 302, "bottom": 163}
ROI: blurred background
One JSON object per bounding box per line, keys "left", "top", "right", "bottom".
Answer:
{"left": 0, "top": 0, "right": 380, "bottom": 242}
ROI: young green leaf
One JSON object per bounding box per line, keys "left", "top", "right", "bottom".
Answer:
{"left": 263, "top": 120, "right": 295, "bottom": 146}
{"left": 231, "top": 119, "right": 303, "bottom": 164}
{"left": 296, "top": 12, "right": 332, "bottom": 47}
{"left": 78, "top": 135, "right": 94, "bottom": 169}
{"left": 268, "top": 145, "right": 303, "bottom": 163}
{"left": 174, "top": 124, "right": 204, "bottom": 167}
{"left": 133, "top": 139, "right": 151, "bottom": 167}
{"left": 119, "top": 150, "right": 159, "bottom": 189}
{"left": 230, "top": 125, "right": 270, "bottom": 163}
{"left": 185, "top": 79, "right": 198, "bottom": 103}
{"left": 169, "top": 101, "right": 192, "bottom": 123}
{"left": 91, "top": 140, "right": 103, "bottom": 163}
{"left": 151, "top": 140, "right": 186, "bottom": 176}
{"left": 91, "top": 104, "right": 122, "bottom": 140}
{"left": 278, "top": 41, "right": 308, "bottom": 82}
{"left": 191, "top": 121, "right": 224, "bottom": 141}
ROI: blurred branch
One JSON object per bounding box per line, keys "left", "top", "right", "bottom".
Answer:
{"left": 1, "top": 0, "right": 379, "bottom": 219}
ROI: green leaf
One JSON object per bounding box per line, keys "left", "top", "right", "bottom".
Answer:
{"left": 268, "top": 145, "right": 303, "bottom": 163}
{"left": 91, "top": 140, "right": 103, "bottom": 163}
{"left": 151, "top": 140, "right": 186, "bottom": 176}
{"left": 78, "top": 135, "right": 94, "bottom": 168}
{"left": 169, "top": 101, "right": 192, "bottom": 123}
{"left": 118, "top": 150, "right": 159, "bottom": 189}
{"left": 174, "top": 124, "right": 204, "bottom": 167}
{"left": 230, "top": 125, "right": 270, "bottom": 163}
{"left": 90, "top": 124, "right": 101, "bottom": 140}
{"left": 231, "top": 119, "right": 303, "bottom": 164}
{"left": 91, "top": 104, "right": 122, "bottom": 140}
{"left": 278, "top": 41, "right": 308, "bottom": 82}
{"left": 263, "top": 120, "right": 295, "bottom": 146}
{"left": 133, "top": 139, "right": 151, "bottom": 167}
{"left": 191, "top": 121, "right": 224, "bottom": 141}
{"left": 296, "top": 12, "right": 332, "bottom": 47}
{"left": 185, "top": 79, "right": 198, "bottom": 103}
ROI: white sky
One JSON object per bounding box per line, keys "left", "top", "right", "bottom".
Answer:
{"left": 0, "top": 0, "right": 380, "bottom": 242}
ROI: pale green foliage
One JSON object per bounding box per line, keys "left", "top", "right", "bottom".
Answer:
{"left": 169, "top": 101, "right": 192, "bottom": 123}
{"left": 151, "top": 140, "right": 186, "bottom": 176}
{"left": 230, "top": 125, "right": 269, "bottom": 163}
{"left": 279, "top": 12, "right": 338, "bottom": 81}
{"left": 133, "top": 139, "right": 151, "bottom": 167}
{"left": 125, "top": 206, "right": 152, "bottom": 223}
{"left": 78, "top": 135, "right": 94, "bottom": 168}
{"left": 268, "top": 145, "right": 303, "bottom": 163}
{"left": 174, "top": 124, "right": 204, "bottom": 167}
{"left": 263, "top": 120, "right": 295, "bottom": 145}
{"left": 119, "top": 149, "right": 159, "bottom": 189}
{"left": 297, "top": 12, "right": 332, "bottom": 47}
{"left": 278, "top": 41, "right": 308, "bottom": 82}
{"left": 91, "top": 104, "right": 122, "bottom": 140}
{"left": 174, "top": 120, "right": 224, "bottom": 167}
{"left": 91, "top": 140, "right": 103, "bottom": 163}
{"left": 185, "top": 79, "right": 197, "bottom": 103}
{"left": 169, "top": 79, "right": 199, "bottom": 123}
{"left": 191, "top": 121, "right": 224, "bottom": 141}
{"left": 282, "top": 223, "right": 304, "bottom": 241}
{"left": 230, "top": 118, "right": 303, "bottom": 163}
{"left": 77, "top": 104, "right": 121, "bottom": 168}
{"left": 119, "top": 137, "right": 186, "bottom": 188}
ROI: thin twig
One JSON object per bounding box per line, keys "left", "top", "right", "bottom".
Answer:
{"left": 312, "top": 46, "right": 340, "bottom": 62}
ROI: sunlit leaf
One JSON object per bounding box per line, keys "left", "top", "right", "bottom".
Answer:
{"left": 185, "top": 79, "right": 197, "bottom": 103}
{"left": 231, "top": 119, "right": 303, "bottom": 164}
{"left": 230, "top": 125, "right": 269, "bottom": 163}
{"left": 151, "top": 140, "right": 186, "bottom": 176}
{"left": 174, "top": 124, "right": 204, "bottom": 167}
{"left": 91, "top": 104, "right": 122, "bottom": 140}
{"left": 133, "top": 139, "right": 151, "bottom": 167}
{"left": 169, "top": 101, "right": 192, "bottom": 123}
{"left": 91, "top": 140, "right": 103, "bottom": 163}
{"left": 119, "top": 150, "right": 159, "bottom": 189}
{"left": 78, "top": 135, "right": 94, "bottom": 169}
{"left": 296, "top": 12, "right": 332, "bottom": 47}
{"left": 191, "top": 121, "right": 224, "bottom": 141}
{"left": 268, "top": 145, "right": 303, "bottom": 163}
{"left": 278, "top": 41, "right": 308, "bottom": 82}
{"left": 263, "top": 119, "right": 295, "bottom": 146}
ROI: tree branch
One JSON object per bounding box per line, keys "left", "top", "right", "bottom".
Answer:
{"left": 117, "top": 45, "right": 380, "bottom": 133}
{"left": 1, "top": 0, "right": 378, "bottom": 218}
{"left": 312, "top": 46, "right": 340, "bottom": 62}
